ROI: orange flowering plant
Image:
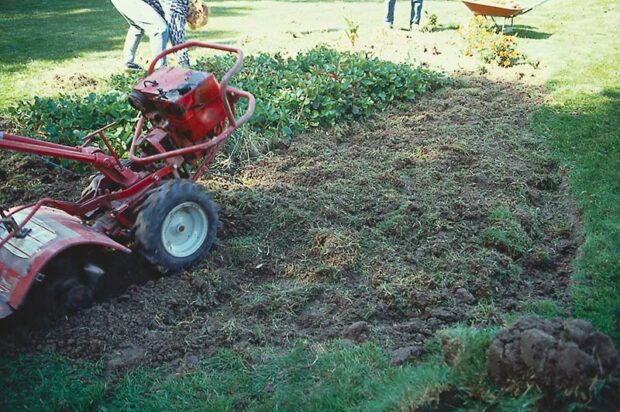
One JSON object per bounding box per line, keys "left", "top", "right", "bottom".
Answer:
{"left": 460, "top": 16, "right": 520, "bottom": 67}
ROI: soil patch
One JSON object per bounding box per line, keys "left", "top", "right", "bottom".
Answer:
{"left": 50, "top": 73, "right": 100, "bottom": 92}
{"left": 0, "top": 153, "right": 84, "bottom": 207}
{"left": 0, "top": 78, "right": 580, "bottom": 369}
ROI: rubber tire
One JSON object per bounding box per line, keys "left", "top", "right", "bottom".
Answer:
{"left": 134, "top": 179, "right": 220, "bottom": 274}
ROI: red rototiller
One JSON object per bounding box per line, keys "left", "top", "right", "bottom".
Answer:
{"left": 0, "top": 42, "right": 255, "bottom": 318}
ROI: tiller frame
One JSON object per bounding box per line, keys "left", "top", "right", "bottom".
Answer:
{"left": 0, "top": 42, "right": 255, "bottom": 317}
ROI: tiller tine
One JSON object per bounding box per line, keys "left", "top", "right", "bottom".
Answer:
{"left": 0, "top": 207, "right": 130, "bottom": 318}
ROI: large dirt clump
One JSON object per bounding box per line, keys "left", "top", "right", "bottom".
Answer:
{"left": 487, "top": 316, "right": 620, "bottom": 389}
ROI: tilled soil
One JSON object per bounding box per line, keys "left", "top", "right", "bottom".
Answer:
{"left": 0, "top": 78, "right": 580, "bottom": 371}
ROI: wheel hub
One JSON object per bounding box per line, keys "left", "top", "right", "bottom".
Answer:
{"left": 161, "top": 202, "right": 209, "bottom": 258}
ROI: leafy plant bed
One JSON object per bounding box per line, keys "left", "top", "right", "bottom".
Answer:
{"left": 4, "top": 47, "right": 442, "bottom": 161}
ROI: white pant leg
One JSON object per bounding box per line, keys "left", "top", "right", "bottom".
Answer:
{"left": 122, "top": 24, "right": 144, "bottom": 65}
{"left": 111, "top": 0, "right": 169, "bottom": 67}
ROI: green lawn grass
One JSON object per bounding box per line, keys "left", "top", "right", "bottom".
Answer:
{"left": 0, "top": 0, "right": 618, "bottom": 409}
{"left": 6, "top": 335, "right": 542, "bottom": 411}
{"left": 533, "top": 84, "right": 620, "bottom": 340}
{"left": 520, "top": 0, "right": 620, "bottom": 340}
{"left": 0, "top": 0, "right": 238, "bottom": 106}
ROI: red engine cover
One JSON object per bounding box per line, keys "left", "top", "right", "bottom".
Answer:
{"left": 133, "top": 68, "right": 227, "bottom": 143}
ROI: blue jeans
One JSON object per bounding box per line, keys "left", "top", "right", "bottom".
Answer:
{"left": 385, "top": 0, "right": 424, "bottom": 26}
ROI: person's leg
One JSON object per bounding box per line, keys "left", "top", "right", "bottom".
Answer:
{"left": 385, "top": 0, "right": 396, "bottom": 26}
{"left": 111, "top": 0, "right": 143, "bottom": 65}
{"left": 410, "top": 0, "right": 424, "bottom": 27}
{"left": 168, "top": 14, "right": 190, "bottom": 66}
{"left": 110, "top": 0, "right": 169, "bottom": 67}
{"left": 161, "top": 0, "right": 190, "bottom": 67}
{"left": 122, "top": 25, "right": 144, "bottom": 65}
{"left": 144, "top": 20, "right": 169, "bottom": 68}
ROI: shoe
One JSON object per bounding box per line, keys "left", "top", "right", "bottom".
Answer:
{"left": 385, "top": 21, "right": 394, "bottom": 29}
{"left": 123, "top": 62, "right": 144, "bottom": 71}
{"left": 410, "top": 23, "right": 420, "bottom": 31}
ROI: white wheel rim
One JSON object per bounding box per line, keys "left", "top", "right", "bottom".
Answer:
{"left": 161, "top": 202, "right": 209, "bottom": 258}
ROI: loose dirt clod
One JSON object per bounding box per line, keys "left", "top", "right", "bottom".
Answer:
{"left": 487, "top": 316, "right": 620, "bottom": 389}
{"left": 391, "top": 345, "right": 423, "bottom": 366}
{"left": 454, "top": 288, "right": 476, "bottom": 304}
{"left": 105, "top": 342, "right": 146, "bottom": 371}
{"left": 343, "top": 321, "right": 371, "bottom": 342}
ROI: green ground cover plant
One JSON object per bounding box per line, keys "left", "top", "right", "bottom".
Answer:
{"left": 6, "top": 92, "right": 136, "bottom": 158}
{"left": 4, "top": 47, "right": 441, "bottom": 158}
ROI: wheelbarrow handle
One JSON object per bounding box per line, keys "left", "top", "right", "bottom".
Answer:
{"left": 519, "top": 0, "right": 553, "bottom": 15}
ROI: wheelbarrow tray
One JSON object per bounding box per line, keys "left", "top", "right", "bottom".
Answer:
{"left": 462, "top": 0, "right": 524, "bottom": 17}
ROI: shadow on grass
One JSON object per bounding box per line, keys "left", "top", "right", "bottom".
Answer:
{"left": 532, "top": 87, "right": 620, "bottom": 341}
{"left": 602, "top": 88, "right": 620, "bottom": 99}
{"left": 0, "top": 0, "right": 241, "bottom": 71}
{"left": 512, "top": 25, "right": 552, "bottom": 39}
{"left": 209, "top": 5, "right": 254, "bottom": 18}
{"left": 431, "top": 23, "right": 461, "bottom": 32}
{"left": 0, "top": 0, "right": 126, "bottom": 69}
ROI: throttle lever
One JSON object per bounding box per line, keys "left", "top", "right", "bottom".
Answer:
{"left": 0, "top": 208, "right": 32, "bottom": 239}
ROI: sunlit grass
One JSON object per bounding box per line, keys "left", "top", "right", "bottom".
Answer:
{"left": 526, "top": 0, "right": 620, "bottom": 340}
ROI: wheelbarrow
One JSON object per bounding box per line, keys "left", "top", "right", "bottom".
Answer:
{"left": 462, "top": 0, "right": 553, "bottom": 32}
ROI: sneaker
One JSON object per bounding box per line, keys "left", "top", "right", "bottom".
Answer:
{"left": 123, "top": 62, "right": 144, "bottom": 71}
{"left": 385, "top": 21, "right": 394, "bottom": 29}
{"left": 410, "top": 24, "right": 419, "bottom": 31}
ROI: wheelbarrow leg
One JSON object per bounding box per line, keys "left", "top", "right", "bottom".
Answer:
{"left": 502, "top": 17, "right": 515, "bottom": 34}
{"left": 488, "top": 15, "right": 500, "bottom": 32}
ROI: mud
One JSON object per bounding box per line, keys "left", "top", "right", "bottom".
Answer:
{"left": 0, "top": 78, "right": 581, "bottom": 370}
{"left": 487, "top": 316, "right": 620, "bottom": 389}
{"left": 51, "top": 73, "right": 99, "bottom": 91}
{"left": 390, "top": 345, "right": 423, "bottom": 366}
{"left": 0, "top": 152, "right": 84, "bottom": 207}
